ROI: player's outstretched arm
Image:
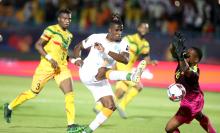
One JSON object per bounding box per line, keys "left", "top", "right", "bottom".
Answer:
{"left": 171, "top": 32, "right": 196, "bottom": 78}
{"left": 169, "top": 43, "right": 178, "bottom": 59}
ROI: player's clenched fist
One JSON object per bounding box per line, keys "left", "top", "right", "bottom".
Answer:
{"left": 94, "top": 42, "right": 104, "bottom": 52}
{"left": 94, "top": 42, "right": 110, "bottom": 54}
{"left": 49, "top": 59, "right": 60, "bottom": 71}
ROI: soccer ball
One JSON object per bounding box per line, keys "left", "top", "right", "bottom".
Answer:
{"left": 167, "top": 83, "right": 186, "bottom": 102}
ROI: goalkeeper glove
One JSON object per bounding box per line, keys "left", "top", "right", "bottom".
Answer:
{"left": 172, "top": 32, "right": 186, "bottom": 61}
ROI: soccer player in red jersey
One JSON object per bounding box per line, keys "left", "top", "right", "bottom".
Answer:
{"left": 165, "top": 32, "right": 216, "bottom": 133}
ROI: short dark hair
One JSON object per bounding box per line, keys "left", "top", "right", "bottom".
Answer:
{"left": 137, "top": 21, "right": 149, "bottom": 27}
{"left": 109, "top": 13, "right": 123, "bottom": 27}
{"left": 191, "top": 47, "right": 203, "bottom": 62}
{"left": 57, "top": 9, "right": 72, "bottom": 17}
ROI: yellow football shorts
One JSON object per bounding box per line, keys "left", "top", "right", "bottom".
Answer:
{"left": 31, "top": 65, "right": 72, "bottom": 94}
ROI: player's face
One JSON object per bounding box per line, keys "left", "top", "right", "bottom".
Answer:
{"left": 109, "top": 24, "right": 123, "bottom": 42}
{"left": 58, "top": 13, "right": 71, "bottom": 29}
{"left": 185, "top": 48, "right": 199, "bottom": 66}
{"left": 137, "top": 23, "right": 149, "bottom": 36}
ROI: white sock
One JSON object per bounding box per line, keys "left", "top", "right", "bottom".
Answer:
{"left": 89, "top": 112, "right": 108, "bottom": 131}
{"left": 108, "top": 71, "right": 130, "bottom": 81}
{"left": 8, "top": 105, "right": 12, "bottom": 110}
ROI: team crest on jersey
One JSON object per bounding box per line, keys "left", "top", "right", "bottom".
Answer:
{"left": 175, "top": 70, "right": 180, "bottom": 79}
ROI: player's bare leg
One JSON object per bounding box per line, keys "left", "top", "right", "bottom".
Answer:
{"left": 92, "top": 66, "right": 123, "bottom": 115}
{"left": 93, "top": 61, "right": 145, "bottom": 115}
{"left": 83, "top": 96, "right": 116, "bottom": 133}
{"left": 91, "top": 68, "right": 109, "bottom": 114}
{"left": 115, "top": 88, "right": 126, "bottom": 100}
{"left": 165, "top": 115, "right": 184, "bottom": 133}
{"left": 195, "top": 112, "right": 216, "bottom": 133}
{"left": 93, "top": 101, "right": 103, "bottom": 114}
{"left": 60, "top": 78, "right": 85, "bottom": 133}
{"left": 93, "top": 84, "right": 125, "bottom": 115}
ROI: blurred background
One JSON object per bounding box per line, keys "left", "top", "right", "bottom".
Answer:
{"left": 0, "top": 2, "right": 220, "bottom": 132}
{"left": 0, "top": 0, "right": 220, "bottom": 64}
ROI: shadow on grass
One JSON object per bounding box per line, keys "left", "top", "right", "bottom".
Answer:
{"left": 16, "top": 113, "right": 64, "bottom": 118}
{"left": 128, "top": 115, "right": 170, "bottom": 120}
{"left": 101, "top": 124, "right": 116, "bottom": 128}
{"left": 9, "top": 125, "right": 65, "bottom": 129}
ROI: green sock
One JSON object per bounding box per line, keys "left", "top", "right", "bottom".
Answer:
{"left": 85, "top": 126, "right": 93, "bottom": 133}
{"left": 126, "top": 73, "right": 132, "bottom": 81}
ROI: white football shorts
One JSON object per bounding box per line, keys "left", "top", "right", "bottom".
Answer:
{"left": 79, "top": 67, "right": 114, "bottom": 102}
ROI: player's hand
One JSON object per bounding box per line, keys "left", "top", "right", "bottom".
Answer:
{"left": 151, "top": 60, "right": 158, "bottom": 66}
{"left": 75, "top": 60, "right": 83, "bottom": 67}
{"left": 172, "top": 32, "right": 186, "bottom": 61}
{"left": 49, "top": 59, "right": 60, "bottom": 71}
{"left": 94, "top": 42, "right": 104, "bottom": 52}
{"left": 175, "top": 39, "right": 186, "bottom": 60}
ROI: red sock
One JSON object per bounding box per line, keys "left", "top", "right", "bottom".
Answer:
{"left": 199, "top": 115, "right": 216, "bottom": 133}
{"left": 173, "top": 128, "right": 180, "bottom": 133}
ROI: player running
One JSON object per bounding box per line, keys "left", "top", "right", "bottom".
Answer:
{"left": 165, "top": 32, "right": 216, "bottom": 133}
{"left": 3, "top": 9, "right": 84, "bottom": 133}
{"left": 94, "top": 22, "right": 157, "bottom": 118}
{"left": 71, "top": 15, "right": 146, "bottom": 133}
{"left": 113, "top": 22, "right": 157, "bottom": 118}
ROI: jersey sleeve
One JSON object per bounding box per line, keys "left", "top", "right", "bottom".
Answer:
{"left": 82, "top": 34, "right": 96, "bottom": 49}
{"left": 40, "top": 26, "right": 53, "bottom": 41}
{"left": 141, "top": 41, "right": 150, "bottom": 54}
{"left": 119, "top": 37, "right": 129, "bottom": 53}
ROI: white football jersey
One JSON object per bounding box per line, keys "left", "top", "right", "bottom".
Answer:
{"left": 82, "top": 33, "right": 128, "bottom": 69}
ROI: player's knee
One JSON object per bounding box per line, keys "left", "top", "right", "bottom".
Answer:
{"left": 165, "top": 127, "right": 172, "bottom": 133}
{"left": 103, "top": 102, "right": 116, "bottom": 111}
{"left": 107, "top": 104, "right": 116, "bottom": 111}
{"left": 96, "top": 67, "right": 108, "bottom": 80}
{"left": 136, "top": 86, "right": 143, "bottom": 92}
{"left": 135, "top": 83, "right": 143, "bottom": 91}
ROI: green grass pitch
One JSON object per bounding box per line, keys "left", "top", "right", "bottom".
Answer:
{"left": 0, "top": 76, "right": 219, "bottom": 133}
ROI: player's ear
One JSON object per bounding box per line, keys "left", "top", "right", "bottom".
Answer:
{"left": 108, "top": 27, "right": 111, "bottom": 34}
{"left": 57, "top": 16, "right": 60, "bottom": 22}
{"left": 195, "top": 57, "right": 199, "bottom": 63}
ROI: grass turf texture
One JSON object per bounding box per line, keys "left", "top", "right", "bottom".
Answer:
{"left": 0, "top": 76, "right": 219, "bottom": 133}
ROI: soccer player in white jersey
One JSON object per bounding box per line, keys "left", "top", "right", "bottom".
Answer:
{"left": 71, "top": 15, "right": 146, "bottom": 133}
